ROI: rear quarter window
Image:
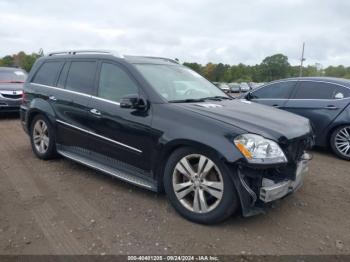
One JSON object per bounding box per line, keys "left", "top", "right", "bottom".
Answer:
{"left": 32, "top": 61, "right": 64, "bottom": 86}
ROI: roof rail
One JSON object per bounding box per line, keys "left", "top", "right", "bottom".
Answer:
{"left": 47, "top": 50, "right": 122, "bottom": 57}
{"left": 124, "top": 55, "right": 179, "bottom": 64}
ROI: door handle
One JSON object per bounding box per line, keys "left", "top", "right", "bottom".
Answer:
{"left": 324, "top": 105, "right": 338, "bottom": 110}
{"left": 49, "top": 96, "right": 57, "bottom": 101}
{"left": 272, "top": 104, "right": 280, "bottom": 108}
{"left": 90, "top": 108, "right": 101, "bottom": 116}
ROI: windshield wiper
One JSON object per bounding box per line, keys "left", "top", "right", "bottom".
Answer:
{"left": 202, "top": 96, "right": 233, "bottom": 101}
{"left": 169, "top": 98, "right": 206, "bottom": 103}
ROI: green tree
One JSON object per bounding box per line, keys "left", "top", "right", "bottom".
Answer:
{"left": 0, "top": 55, "right": 14, "bottom": 67}
{"left": 260, "top": 54, "right": 290, "bottom": 81}
{"left": 201, "top": 63, "right": 216, "bottom": 81}
{"left": 0, "top": 51, "right": 41, "bottom": 72}
{"left": 324, "top": 65, "right": 347, "bottom": 78}
{"left": 183, "top": 62, "right": 202, "bottom": 73}
{"left": 213, "top": 63, "right": 225, "bottom": 82}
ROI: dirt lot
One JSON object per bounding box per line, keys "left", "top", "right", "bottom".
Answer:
{"left": 0, "top": 115, "right": 349, "bottom": 255}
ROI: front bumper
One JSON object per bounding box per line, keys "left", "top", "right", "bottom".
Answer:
{"left": 259, "top": 156, "right": 309, "bottom": 202}
{"left": 233, "top": 152, "right": 312, "bottom": 217}
{"left": 0, "top": 97, "right": 21, "bottom": 112}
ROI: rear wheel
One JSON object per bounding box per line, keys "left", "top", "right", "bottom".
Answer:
{"left": 164, "top": 147, "right": 239, "bottom": 224}
{"left": 30, "top": 114, "right": 57, "bottom": 160}
{"left": 330, "top": 125, "right": 350, "bottom": 160}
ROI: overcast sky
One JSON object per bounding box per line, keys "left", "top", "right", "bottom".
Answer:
{"left": 0, "top": 0, "right": 349, "bottom": 66}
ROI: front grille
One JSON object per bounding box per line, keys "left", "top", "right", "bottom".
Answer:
{"left": 2, "top": 94, "right": 21, "bottom": 99}
{"left": 284, "top": 135, "right": 314, "bottom": 162}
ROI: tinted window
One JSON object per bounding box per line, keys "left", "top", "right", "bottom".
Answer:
{"left": 294, "top": 81, "right": 336, "bottom": 99}
{"left": 251, "top": 81, "right": 295, "bottom": 99}
{"left": 32, "top": 61, "right": 64, "bottom": 86}
{"left": 66, "top": 61, "right": 96, "bottom": 94}
{"left": 98, "top": 63, "right": 138, "bottom": 102}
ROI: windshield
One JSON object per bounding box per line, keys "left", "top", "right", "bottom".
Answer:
{"left": 0, "top": 69, "right": 27, "bottom": 83}
{"left": 134, "top": 64, "right": 228, "bottom": 102}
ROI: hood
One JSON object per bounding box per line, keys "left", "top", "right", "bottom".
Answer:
{"left": 0, "top": 83, "right": 24, "bottom": 91}
{"left": 175, "top": 99, "right": 311, "bottom": 143}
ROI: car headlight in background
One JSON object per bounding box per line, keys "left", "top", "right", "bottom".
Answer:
{"left": 234, "top": 134, "right": 287, "bottom": 164}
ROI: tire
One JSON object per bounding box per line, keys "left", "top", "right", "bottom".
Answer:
{"left": 163, "top": 147, "right": 239, "bottom": 224}
{"left": 330, "top": 125, "right": 350, "bottom": 161}
{"left": 30, "top": 114, "right": 57, "bottom": 160}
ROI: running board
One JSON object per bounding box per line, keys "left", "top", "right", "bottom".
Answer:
{"left": 57, "top": 149, "right": 158, "bottom": 192}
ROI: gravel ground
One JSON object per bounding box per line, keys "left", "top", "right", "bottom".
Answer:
{"left": 0, "top": 115, "right": 349, "bottom": 255}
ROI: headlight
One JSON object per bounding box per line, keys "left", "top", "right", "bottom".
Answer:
{"left": 234, "top": 134, "right": 287, "bottom": 164}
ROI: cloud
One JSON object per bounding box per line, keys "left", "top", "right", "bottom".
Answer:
{"left": 0, "top": 0, "right": 349, "bottom": 66}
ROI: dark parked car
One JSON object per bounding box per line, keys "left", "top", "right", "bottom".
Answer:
{"left": 0, "top": 67, "right": 27, "bottom": 113}
{"left": 21, "top": 50, "right": 313, "bottom": 224}
{"left": 243, "top": 77, "right": 350, "bottom": 160}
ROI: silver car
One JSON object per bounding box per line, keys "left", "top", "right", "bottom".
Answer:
{"left": 0, "top": 67, "right": 27, "bottom": 113}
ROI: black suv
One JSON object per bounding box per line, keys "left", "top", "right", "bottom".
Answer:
{"left": 21, "top": 50, "right": 313, "bottom": 224}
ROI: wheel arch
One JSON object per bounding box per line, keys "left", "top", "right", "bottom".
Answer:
{"left": 26, "top": 99, "right": 56, "bottom": 132}
{"left": 153, "top": 139, "right": 238, "bottom": 192}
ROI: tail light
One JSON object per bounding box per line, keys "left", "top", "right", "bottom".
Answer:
{"left": 21, "top": 92, "right": 26, "bottom": 104}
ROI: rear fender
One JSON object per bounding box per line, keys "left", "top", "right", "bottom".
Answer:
{"left": 26, "top": 98, "right": 55, "bottom": 130}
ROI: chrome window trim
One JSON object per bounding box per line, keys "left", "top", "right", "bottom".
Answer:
{"left": 30, "top": 82, "right": 121, "bottom": 105}
{"left": 251, "top": 79, "right": 350, "bottom": 100}
{"left": 56, "top": 119, "right": 142, "bottom": 153}
{"left": 31, "top": 82, "right": 91, "bottom": 98}
{"left": 91, "top": 96, "right": 120, "bottom": 105}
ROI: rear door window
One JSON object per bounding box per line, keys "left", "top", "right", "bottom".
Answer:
{"left": 32, "top": 61, "right": 64, "bottom": 86}
{"left": 293, "top": 81, "right": 336, "bottom": 99}
{"left": 251, "top": 81, "right": 295, "bottom": 99}
{"left": 65, "top": 61, "right": 97, "bottom": 94}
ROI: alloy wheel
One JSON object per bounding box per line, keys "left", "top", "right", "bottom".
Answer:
{"left": 172, "top": 154, "right": 224, "bottom": 213}
{"left": 335, "top": 126, "right": 350, "bottom": 157}
{"left": 33, "top": 120, "right": 50, "bottom": 154}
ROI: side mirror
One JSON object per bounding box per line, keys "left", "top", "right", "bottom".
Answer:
{"left": 245, "top": 92, "right": 252, "bottom": 100}
{"left": 120, "top": 94, "right": 147, "bottom": 110}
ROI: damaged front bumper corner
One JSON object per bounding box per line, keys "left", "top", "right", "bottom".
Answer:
{"left": 233, "top": 152, "right": 312, "bottom": 217}
{"left": 259, "top": 155, "right": 309, "bottom": 203}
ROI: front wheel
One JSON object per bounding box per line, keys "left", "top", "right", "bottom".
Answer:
{"left": 30, "top": 114, "right": 57, "bottom": 160}
{"left": 163, "top": 147, "right": 239, "bottom": 224}
{"left": 330, "top": 125, "right": 350, "bottom": 161}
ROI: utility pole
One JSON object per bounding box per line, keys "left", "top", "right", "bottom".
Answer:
{"left": 299, "top": 42, "right": 305, "bottom": 77}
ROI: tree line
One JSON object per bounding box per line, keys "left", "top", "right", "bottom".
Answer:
{"left": 1, "top": 51, "right": 350, "bottom": 82}
{"left": 184, "top": 54, "right": 350, "bottom": 82}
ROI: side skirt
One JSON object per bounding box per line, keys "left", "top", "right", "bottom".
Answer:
{"left": 56, "top": 144, "right": 158, "bottom": 192}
